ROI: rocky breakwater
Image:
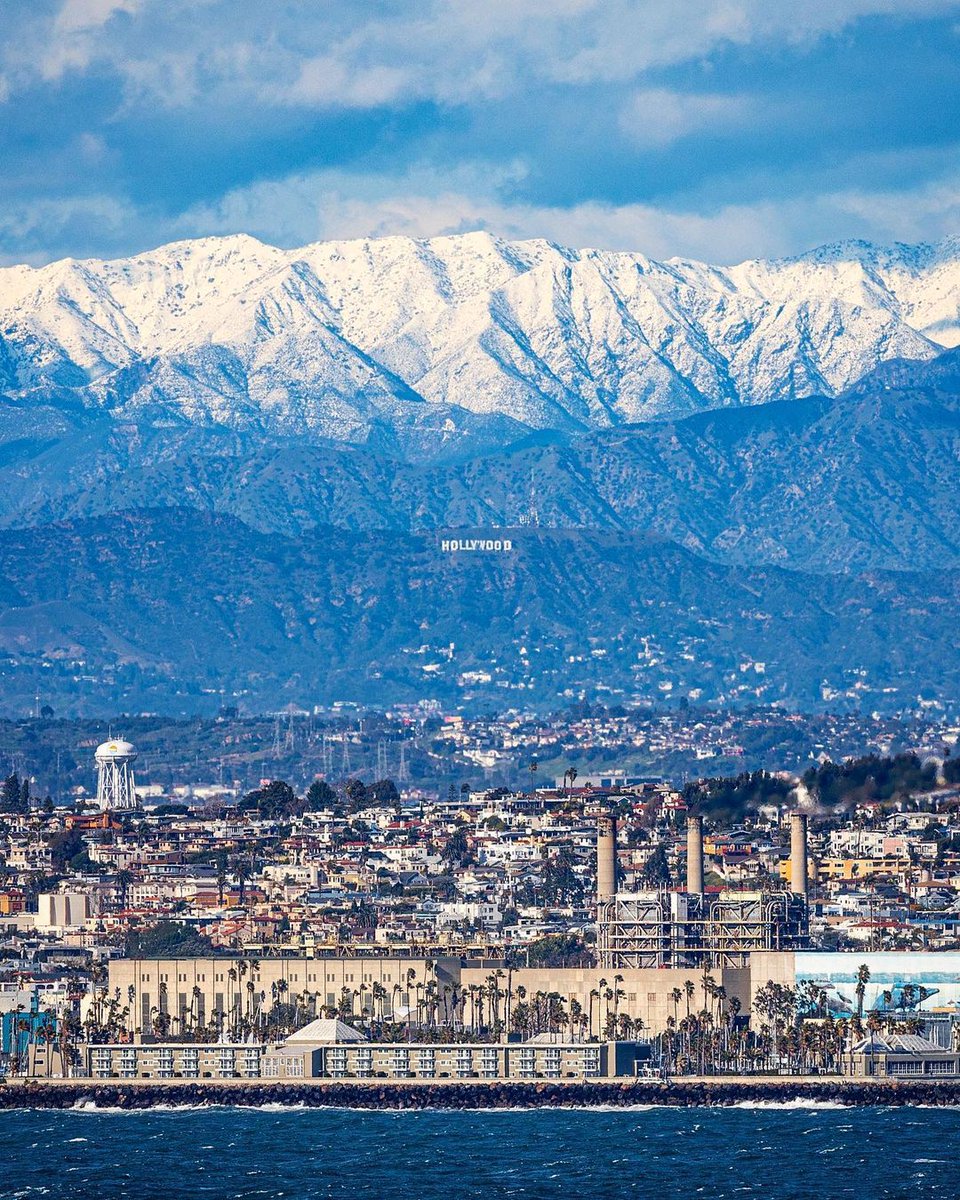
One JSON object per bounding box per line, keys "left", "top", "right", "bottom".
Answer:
{"left": 4, "top": 1078, "right": 960, "bottom": 1109}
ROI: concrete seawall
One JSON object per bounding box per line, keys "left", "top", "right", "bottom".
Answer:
{"left": 4, "top": 1078, "right": 960, "bottom": 1109}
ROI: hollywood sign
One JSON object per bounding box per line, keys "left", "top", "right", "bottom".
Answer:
{"left": 440, "top": 538, "right": 514, "bottom": 553}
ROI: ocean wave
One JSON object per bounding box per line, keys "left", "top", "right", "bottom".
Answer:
{"left": 729, "top": 1099, "right": 851, "bottom": 1110}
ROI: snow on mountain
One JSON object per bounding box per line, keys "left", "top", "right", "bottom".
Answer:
{"left": 1, "top": 231, "right": 958, "bottom": 445}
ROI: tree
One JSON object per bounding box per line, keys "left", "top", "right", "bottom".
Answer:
{"left": 49, "top": 828, "right": 84, "bottom": 872}
{"left": 344, "top": 779, "right": 367, "bottom": 810}
{"left": 509, "top": 934, "right": 593, "bottom": 969}
{"left": 642, "top": 843, "right": 671, "bottom": 887}
{"left": 305, "top": 779, "right": 337, "bottom": 810}
{"left": 368, "top": 779, "right": 400, "bottom": 807}
{"left": 442, "top": 827, "right": 473, "bottom": 867}
{"left": 124, "top": 921, "right": 217, "bottom": 958}
{"left": 1, "top": 773, "right": 24, "bottom": 814}
{"left": 855, "top": 963, "right": 871, "bottom": 1020}
{"left": 115, "top": 870, "right": 133, "bottom": 909}
{"left": 239, "top": 779, "right": 299, "bottom": 818}
{"left": 215, "top": 851, "right": 229, "bottom": 906}
{"left": 233, "top": 858, "right": 252, "bottom": 905}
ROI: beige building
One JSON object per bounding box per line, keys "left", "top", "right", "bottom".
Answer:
{"left": 87, "top": 1042, "right": 264, "bottom": 1079}
{"left": 848, "top": 1032, "right": 960, "bottom": 1078}
{"left": 108, "top": 951, "right": 805, "bottom": 1038}
{"left": 459, "top": 964, "right": 754, "bottom": 1036}
{"left": 270, "top": 1036, "right": 639, "bottom": 1081}
{"left": 108, "top": 955, "right": 460, "bottom": 1035}
{"left": 83, "top": 1017, "right": 644, "bottom": 1081}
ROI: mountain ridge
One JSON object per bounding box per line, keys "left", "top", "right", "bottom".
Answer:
{"left": 3, "top": 230, "right": 959, "bottom": 448}
{"left": 1, "top": 348, "right": 958, "bottom": 572}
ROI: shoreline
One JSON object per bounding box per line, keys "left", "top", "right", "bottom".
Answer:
{"left": 3, "top": 1077, "right": 960, "bottom": 1109}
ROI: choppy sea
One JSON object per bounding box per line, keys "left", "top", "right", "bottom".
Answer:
{"left": 1, "top": 1102, "right": 958, "bottom": 1198}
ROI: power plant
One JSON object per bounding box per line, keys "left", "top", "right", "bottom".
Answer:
{"left": 95, "top": 737, "right": 140, "bottom": 812}
{"left": 596, "top": 810, "right": 809, "bottom": 969}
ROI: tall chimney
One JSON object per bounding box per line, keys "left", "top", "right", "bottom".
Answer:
{"left": 686, "top": 814, "right": 704, "bottom": 894}
{"left": 597, "top": 814, "right": 617, "bottom": 904}
{"left": 790, "top": 812, "right": 809, "bottom": 898}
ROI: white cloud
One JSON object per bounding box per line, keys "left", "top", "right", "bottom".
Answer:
{"left": 167, "top": 157, "right": 960, "bottom": 264}
{"left": 618, "top": 89, "right": 753, "bottom": 148}
{"left": 41, "top": 0, "right": 142, "bottom": 81}
{"left": 4, "top": 156, "right": 960, "bottom": 267}
{"left": 0, "top": 192, "right": 135, "bottom": 265}
{"left": 4, "top": 1, "right": 958, "bottom": 107}
{"left": 284, "top": 56, "right": 413, "bottom": 108}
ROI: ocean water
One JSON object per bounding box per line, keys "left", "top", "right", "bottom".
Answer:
{"left": 2, "top": 1103, "right": 959, "bottom": 1199}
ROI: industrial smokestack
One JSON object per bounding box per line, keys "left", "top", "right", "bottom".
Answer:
{"left": 790, "top": 812, "right": 809, "bottom": 898}
{"left": 686, "top": 814, "right": 704, "bottom": 894}
{"left": 597, "top": 814, "right": 617, "bottom": 904}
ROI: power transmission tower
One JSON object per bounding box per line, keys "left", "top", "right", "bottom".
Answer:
{"left": 340, "top": 733, "right": 352, "bottom": 775}
{"left": 376, "top": 739, "right": 388, "bottom": 779}
{"left": 284, "top": 711, "right": 295, "bottom": 753}
{"left": 271, "top": 715, "right": 282, "bottom": 759}
{"left": 398, "top": 742, "right": 410, "bottom": 783}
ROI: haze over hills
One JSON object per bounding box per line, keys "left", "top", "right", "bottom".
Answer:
{"left": 1, "top": 232, "right": 959, "bottom": 714}
{"left": 2, "top": 346, "right": 959, "bottom": 572}
{"left": 0, "top": 512, "right": 957, "bottom": 714}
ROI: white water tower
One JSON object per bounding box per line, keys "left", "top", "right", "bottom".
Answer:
{"left": 95, "top": 737, "right": 139, "bottom": 812}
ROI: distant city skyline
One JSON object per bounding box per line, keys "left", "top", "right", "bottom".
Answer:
{"left": 1, "top": 1, "right": 959, "bottom": 266}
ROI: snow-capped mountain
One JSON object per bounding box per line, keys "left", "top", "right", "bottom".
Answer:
{"left": 1, "top": 232, "right": 958, "bottom": 446}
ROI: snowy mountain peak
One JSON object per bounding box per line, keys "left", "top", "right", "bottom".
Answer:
{"left": 1, "top": 231, "right": 959, "bottom": 448}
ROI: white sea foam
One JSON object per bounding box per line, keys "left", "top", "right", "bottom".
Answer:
{"left": 728, "top": 1099, "right": 851, "bottom": 1110}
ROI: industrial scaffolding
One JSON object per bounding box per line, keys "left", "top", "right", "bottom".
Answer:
{"left": 597, "top": 889, "right": 808, "bottom": 970}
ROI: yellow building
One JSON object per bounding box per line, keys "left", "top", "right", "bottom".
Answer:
{"left": 816, "top": 856, "right": 910, "bottom": 883}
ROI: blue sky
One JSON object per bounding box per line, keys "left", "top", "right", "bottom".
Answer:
{"left": 1, "top": 0, "right": 960, "bottom": 264}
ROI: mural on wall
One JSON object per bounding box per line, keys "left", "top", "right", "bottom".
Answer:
{"left": 796, "top": 952, "right": 960, "bottom": 1017}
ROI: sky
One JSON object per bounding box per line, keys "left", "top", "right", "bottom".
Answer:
{"left": 1, "top": 0, "right": 960, "bottom": 265}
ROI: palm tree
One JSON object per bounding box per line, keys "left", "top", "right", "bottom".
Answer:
{"left": 234, "top": 859, "right": 251, "bottom": 906}
{"left": 216, "top": 852, "right": 229, "bottom": 906}
{"left": 613, "top": 975, "right": 624, "bottom": 1026}
{"left": 855, "top": 963, "right": 871, "bottom": 1020}
{"left": 588, "top": 988, "right": 600, "bottom": 1040}
{"left": 114, "top": 869, "right": 133, "bottom": 910}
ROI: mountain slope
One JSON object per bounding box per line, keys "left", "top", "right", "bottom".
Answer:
{"left": 2, "top": 232, "right": 958, "bottom": 444}
{"left": 1, "top": 349, "right": 958, "bottom": 571}
{"left": 0, "top": 509, "right": 955, "bottom": 713}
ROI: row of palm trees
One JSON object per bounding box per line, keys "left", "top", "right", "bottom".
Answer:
{"left": 658, "top": 974, "right": 931, "bottom": 1076}
{"left": 54, "top": 960, "right": 930, "bottom": 1077}
{"left": 73, "top": 967, "right": 647, "bottom": 1045}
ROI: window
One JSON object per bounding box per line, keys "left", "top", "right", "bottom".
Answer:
{"left": 887, "top": 1060, "right": 922, "bottom": 1076}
